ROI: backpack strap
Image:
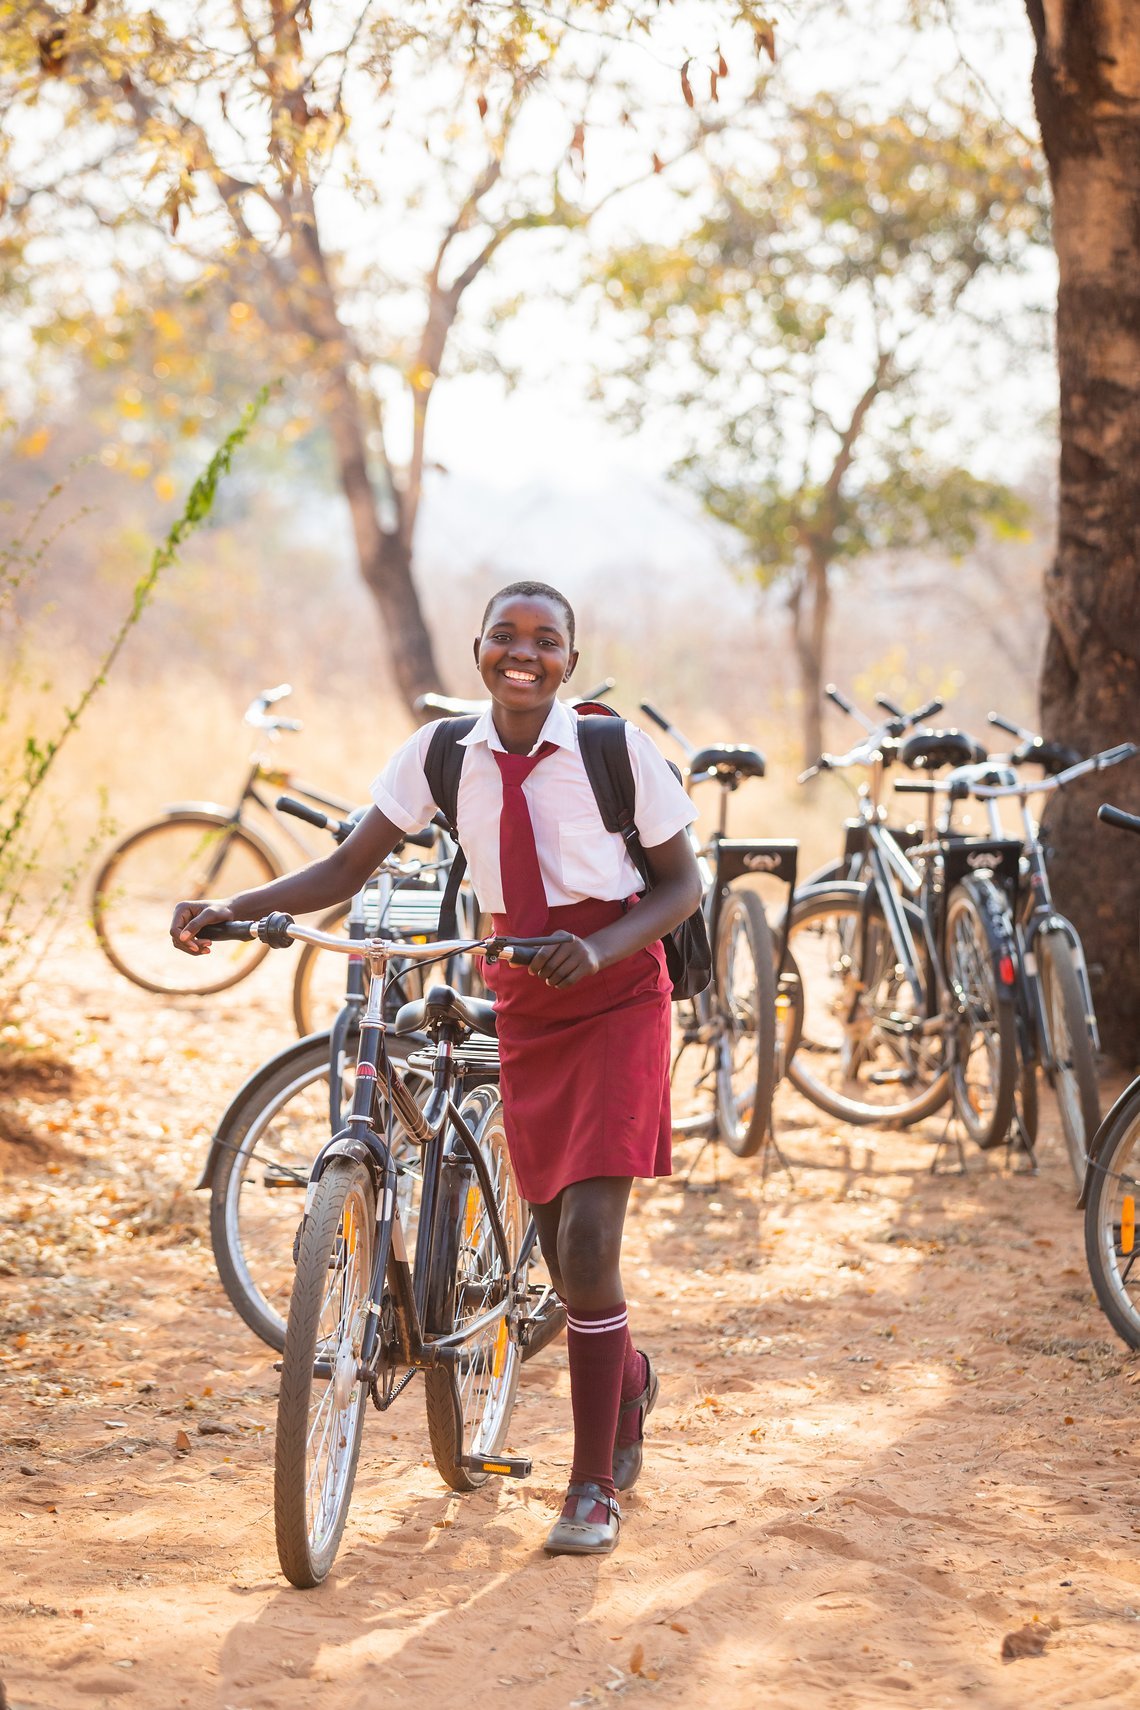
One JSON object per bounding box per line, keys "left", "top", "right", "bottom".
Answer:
{"left": 423, "top": 717, "right": 477, "bottom": 939}
{"left": 576, "top": 714, "right": 651, "bottom": 884}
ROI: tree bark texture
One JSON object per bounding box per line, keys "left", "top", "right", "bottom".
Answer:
{"left": 789, "top": 555, "right": 830, "bottom": 767}
{"left": 1027, "top": 0, "right": 1140, "bottom": 1058}
{"left": 321, "top": 364, "right": 444, "bottom": 713}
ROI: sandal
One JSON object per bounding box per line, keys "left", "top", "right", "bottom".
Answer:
{"left": 612, "top": 1351, "right": 658, "bottom": 1492}
{"left": 543, "top": 1481, "right": 621, "bottom": 1556}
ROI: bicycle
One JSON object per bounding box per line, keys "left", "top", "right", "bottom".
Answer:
{"left": 637, "top": 702, "right": 797, "bottom": 1159}
{"left": 200, "top": 911, "right": 566, "bottom": 1587}
{"left": 970, "top": 717, "right": 1136, "bottom": 1182}
{"left": 199, "top": 801, "right": 481, "bottom": 1350}
{"left": 92, "top": 685, "right": 353, "bottom": 997}
{"left": 785, "top": 695, "right": 1024, "bottom": 1144}
{"left": 1081, "top": 804, "right": 1140, "bottom": 1349}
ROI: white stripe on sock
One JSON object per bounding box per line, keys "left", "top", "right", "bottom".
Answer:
{"left": 566, "top": 1311, "right": 628, "bottom": 1335}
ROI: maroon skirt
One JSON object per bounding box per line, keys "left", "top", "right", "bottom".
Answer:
{"left": 481, "top": 897, "right": 673, "bottom": 1206}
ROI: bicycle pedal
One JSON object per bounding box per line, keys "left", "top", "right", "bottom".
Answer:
{"left": 459, "top": 1453, "right": 532, "bottom": 1479}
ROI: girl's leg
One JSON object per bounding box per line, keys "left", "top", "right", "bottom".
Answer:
{"left": 546, "top": 1177, "right": 641, "bottom": 1526}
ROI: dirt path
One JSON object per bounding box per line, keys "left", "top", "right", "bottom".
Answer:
{"left": 2, "top": 935, "right": 1138, "bottom": 1710}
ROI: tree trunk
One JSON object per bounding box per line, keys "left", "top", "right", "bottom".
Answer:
{"left": 1026, "top": 0, "right": 1140, "bottom": 1059}
{"left": 321, "top": 367, "right": 444, "bottom": 714}
{"left": 789, "top": 554, "right": 830, "bottom": 767}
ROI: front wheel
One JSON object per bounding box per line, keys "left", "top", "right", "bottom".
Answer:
{"left": 1037, "top": 930, "right": 1101, "bottom": 1185}
{"left": 713, "top": 888, "right": 777, "bottom": 1157}
{"left": 944, "top": 882, "right": 1017, "bottom": 1150}
{"left": 209, "top": 1032, "right": 425, "bottom": 1352}
{"left": 783, "top": 883, "right": 949, "bottom": 1127}
{"left": 92, "top": 813, "right": 279, "bottom": 995}
{"left": 423, "top": 1086, "right": 524, "bottom": 1491}
{"left": 1084, "top": 1087, "right": 1140, "bottom": 1350}
{"left": 274, "top": 1157, "right": 375, "bottom": 1588}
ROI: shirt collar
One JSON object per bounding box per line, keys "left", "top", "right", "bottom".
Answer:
{"left": 458, "top": 697, "right": 578, "bottom": 756}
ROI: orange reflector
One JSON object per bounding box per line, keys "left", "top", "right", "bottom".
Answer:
{"left": 492, "top": 1317, "right": 509, "bottom": 1378}
{"left": 998, "top": 954, "right": 1016, "bottom": 986}
{"left": 1122, "top": 1195, "right": 1135, "bottom": 1256}
{"left": 464, "top": 1187, "right": 479, "bottom": 1243}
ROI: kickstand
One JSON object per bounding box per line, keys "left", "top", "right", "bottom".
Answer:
{"left": 1006, "top": 1111, "right": 1038, "bottom": 1176}
{"left": 683, "top": 1127, "right": 721, "bottom": 1192}
{"left": 761, "top": 1118, "right": 795, "bottom": 1188}
{"left": 930, "top": 1107, "right": 968, "bottom": 1176}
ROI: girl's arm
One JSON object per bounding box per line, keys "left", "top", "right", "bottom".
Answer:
{"left": 526, "top": 830, "right": 703, "bottom": 987}
{"left": 169, "top": 806, "right": 408, "bottom": 955}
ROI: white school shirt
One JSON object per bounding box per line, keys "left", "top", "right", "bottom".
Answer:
{"left": 369, "top": 698, "right": 697, "bottom": 914}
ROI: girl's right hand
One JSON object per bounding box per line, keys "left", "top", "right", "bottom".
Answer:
{"left": 170, "top": 900, "right": 234, "bottom": 955}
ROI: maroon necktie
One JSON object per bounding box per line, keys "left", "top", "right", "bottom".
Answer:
{"left": 494, "top": 741, "right": 557, "bottom": 935}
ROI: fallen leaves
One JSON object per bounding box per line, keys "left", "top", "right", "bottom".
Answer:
{"left": 174, "top": 1429, "right": 191, "bottom": 1455}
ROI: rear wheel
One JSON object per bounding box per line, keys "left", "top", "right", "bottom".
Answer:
{"left": 944, "top": 882, "right": 1017, "bottom": 1150}
{"left": 274, "top": 1157, "right": 374, "bottom": 1588}
{"left": 713, "top": 888, "right": 777, "bottom": 1157}
{"left": 92, "top": 813, "right": 278, "bottom": 995}
{"left": 1084, "top": 1089, "right": 1140, "bottom": 1350}
{"left": 210, "top": 1033, "right": 425, "bottom": 1351}
{"left": 1038, "top": 931, "right": 1101, "bottom": 1185}
{"left": 424, "top": 1086, "right": 524, "bottom": 1491}
{"left": 784, "top": 883, "right": 949, "bottom": 1127}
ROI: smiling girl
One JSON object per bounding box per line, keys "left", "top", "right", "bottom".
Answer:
{"left": 171, "top": 580, "right": 701, "bottom": 1556}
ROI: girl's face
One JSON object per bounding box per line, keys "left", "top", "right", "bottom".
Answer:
{"left": 475, "top": 594, "right": 578, "bottom": 711}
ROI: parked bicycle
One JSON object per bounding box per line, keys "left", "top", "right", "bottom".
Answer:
{"left": 638, "top": 702, "right": 797, "bottom": 1158}
{"left": 968, "top": 718, "right": 1136, "bottom": 1181}
{"left": 199, "top": 911, "right": 567, "bottom": 1587}
{"left": 92, "top": 685, "right": 352, "bottom": 997}
{"left": 1081, "top": 803, "right": 1140, "bottom": 1349}
{"left": 785, "top": 693, "right": 1027, "bottom": 1145}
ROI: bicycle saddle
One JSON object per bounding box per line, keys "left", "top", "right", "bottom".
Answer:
{"left": 392, "top": 985, "right": 498, "bottom": 1038}
{"left": 899, "top": 729, "right": 987, "bottom": 771}
{"left": 689, "top": 744, "right": 767, "bottom": 781}
{"left": 1012, "top": 736, "right": 1083, "bottom": 776}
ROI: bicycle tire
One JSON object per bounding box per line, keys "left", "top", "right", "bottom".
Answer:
{"left": 209, "top": 1031, "right": 424, "bottom": 1351}
{"left": 784, "top": 882, "right": 950, "bottom": 1127}
{"left": 1038, "top": 930, "right": 1101, "bottom": 1185}
{"left": 944, "top": 882, "right": 1017, "bottom": 1150}
{"left": 423, "top": 1085, "right": 524, "bottom": 1491}
{"left": 1083, "top": 1086, "right": 1140, "bottom": 1350}
{"left": 713, "top": 888, "right": 777, "bottom": 1157}
{"left": 274, "top": 1156, "right": 374, "bottom": 1588}
{"left": 92, "top": 813, "right": 278, "bottom": 995}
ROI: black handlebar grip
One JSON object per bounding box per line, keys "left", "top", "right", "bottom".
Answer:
{"left": 910, "top": 698, "right": 944, "bottom": 724}
{"left": 987, "top": 711, "right": 1022, "bottom": 738}
{"left": 1097, "top": 803, "right": 1140, "bottom": 834}
{"left": 825, "top": 683, "right": 855, "bottom": 715}
{"left": 875, "top": 694, "right": 905, "bottom": 718}
{"left": 198, "top": 920, "right": 258, "bottom": 942}
{"left": 400, "top": 827, "right": 436, "bottom": 850}
{"left": 276, "top": 795, "right": 331, "bottom": 831}
{"left": 638, "top": 701, "right": 671, "bottom": 733}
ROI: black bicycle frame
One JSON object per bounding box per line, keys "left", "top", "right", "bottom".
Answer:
{"left": 308, "top": 982, "right": 513, "bottom": 1381}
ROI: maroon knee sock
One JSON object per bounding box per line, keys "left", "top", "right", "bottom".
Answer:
{"left": 616, "top": 1331, "right": 648, "bottom": 1449}
{"left": 565, "top": 1302, "right": 628, "bottom": 1509}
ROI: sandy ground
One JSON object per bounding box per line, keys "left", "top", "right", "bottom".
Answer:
{"left": 2, "top": 932, "right": 1139, "bottom": 1710}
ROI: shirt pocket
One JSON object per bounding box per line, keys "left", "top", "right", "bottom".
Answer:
{"left": 556, "top": 824, "right": 625, "bottom": 897}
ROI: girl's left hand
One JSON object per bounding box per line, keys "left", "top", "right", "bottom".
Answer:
{"left": 525, "top": 931, "right": 601, "bottom": 988}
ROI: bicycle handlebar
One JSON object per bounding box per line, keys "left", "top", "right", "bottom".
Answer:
{"left": 638, "top": 701, "right": 696, "bottom": 759}
{"left": 197, "top": 914, "right": 561, "bottom": 966}
{"left": 969, "top": 741, "right": 1138, "bottom": 799}
{"left": 799, "top": 694, "right": 946, "bottom": 785}
{"left": 1098, "top": 803, "right": 1140, "bottom": 835}
{"left": 276, "top": 794, "right": 438, "bottom": 853}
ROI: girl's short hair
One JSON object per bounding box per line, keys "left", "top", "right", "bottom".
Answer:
{"left": 481, "top": 581, "right": 576, "bottom": 648}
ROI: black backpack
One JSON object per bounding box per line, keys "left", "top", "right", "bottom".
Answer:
{"left": 424, "top": 709, "right": 712, "bottom": 1000}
